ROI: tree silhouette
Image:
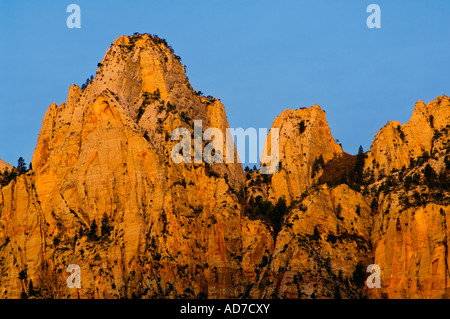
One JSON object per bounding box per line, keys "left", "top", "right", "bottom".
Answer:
{"left": 354, "top": 146, "right": 365, "bottom": 185}
{"left": 17, "top": 157, "right": 27, "bottom": 174}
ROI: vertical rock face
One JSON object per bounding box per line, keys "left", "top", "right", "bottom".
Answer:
{"left": 365, "top": 96, "right": 450, "bottom": 178}
{"left": 246, "top": 95, "right": 449, "bottom": 299}
{"left": 259, "top": 184, "right": 374, "bottom": 299}
{"left": 0, "top": 33, "right": 448, "bottom": 299}
{"left": 367, "top": 96, "right": 450, "bottom": 298}
{"left": 0, "top": 34, "right": 265, "bottom": 299}
{"left": 355, "top": 96, "right": 450, "bottom": 299}
{"left": 245, "top": 106, "right": 374, "bottom": 299}
{"left": 372, "top": 195, "right": 450, "bottom": 298}
{"left": 263, "top": 106, "right": 343, "bottom": 205}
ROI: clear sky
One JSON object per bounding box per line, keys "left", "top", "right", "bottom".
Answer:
{"left": 0, "top": 0, "right": 449, "bottom": 167}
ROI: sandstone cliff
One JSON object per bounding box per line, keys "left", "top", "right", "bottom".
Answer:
{"left": 357, "top": 96, "right": 450, "bottom": 298}
{"left": 257, "top": 184, "right": 374, "bottom": 299}
{"left": 365, "top": 95, "right": 450, "bottom": 178}
{"left": 0, "top": 33, "right": 448, "bottom": 299}
{"left": 253, "top": 106, "right": 343, "bottom": 206}
{"left": 0, "top": 34, "right": 260, "bottom": 298}
{"left": 244, "top": 94, "right": 449, "bottom": 299}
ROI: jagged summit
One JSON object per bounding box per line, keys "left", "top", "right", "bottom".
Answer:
{"left": 365, "top": 95, "right": 450, "bottom": 177}
{"left": 32, "top": 33, "right": 244, "bottom": 190}
{"left": 64, "top": 34, "right": 196, "bottom": 119}
{"left": 260, "top": 104, "right": 343, "bottom": 204}
{"left": 0, "top": 33, "right": 448, "bottom": 299}
{"left": 3, "top": 33, "right": 249, "bottom": 299}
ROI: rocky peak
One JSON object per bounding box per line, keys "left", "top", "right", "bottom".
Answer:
{"left": 0, "top": 32, "right": 448, "bottom": 300}
{"left": 32, "top": 33, "right": 244, "bottom": 190}
{"left": 0, "top": 34, "right": 255, "bottom": 299}
{"left": 365, "top": 95, "right": 450, "bottom": 178}
{"left": 261, "top": 104, "right": 343, "bottom": 204}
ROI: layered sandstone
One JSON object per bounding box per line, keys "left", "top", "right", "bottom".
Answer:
{"left": 365, "top": 95, "right": 450, "bottom": 178}
{"left": 371, "top": 192, "right": 450, "bottom": 298}
{"left": 246, "top": 95, "right": 449, "bottom": 299}
{"left": 0, "top": 33, "right": 448, "bottom": 300}
{"left": 0, "top": 34, "right": 259, "bottom": 298}
{"left": 261, "top": 106, "right": 343, "bottom": 205}
{"left": 258, "top": 184, "right": 374, "bottom": 299}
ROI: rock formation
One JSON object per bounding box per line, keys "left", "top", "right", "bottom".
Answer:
{"left": 1, "top": 34, "right": 253, "bottom": 298}
{"left": 365, "top": 96, "right": 450, "bottom": 178}
{"left": 0, "top": 33, "right": 448, "bottom": 299}
{"left": 0, "top": 158, "right": 11, "bottom": 172}
{"left": 250, "top": 95, "right": 449, "bottom": 299}
{"left": 367, "top": 96, "right": 450, "bottom": 298}
{"left": 260, "top": 106, "right": 343, "bottom": 205}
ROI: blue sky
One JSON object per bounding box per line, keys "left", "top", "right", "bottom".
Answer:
{"left": 0, "top": 0, "right": 449, "bottom": 166}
